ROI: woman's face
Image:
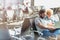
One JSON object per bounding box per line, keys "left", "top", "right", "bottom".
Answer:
{"left": 47, "top": 12, "right": 51, "bottom": 17}
{"left": 46, "top": 9, "right": 53, "bottom": 17}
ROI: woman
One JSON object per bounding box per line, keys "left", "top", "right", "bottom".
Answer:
{"left": 42, "top": 9, "right": 60, "bottom": 37}
{"left": 46, "top": 9, "right": 59, "bottom": 23}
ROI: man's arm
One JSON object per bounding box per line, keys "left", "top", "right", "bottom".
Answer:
{"left": 37, "top": 22, "right": 47, "bottom": 29}
{"left": 35, "top": 18, "right": 48, "bottom": 29}
{"left": 37, "top": 22, "right": 56, "bottom": 30}
{"left": 35, "top": 18, "right": 56, "bottom": 30}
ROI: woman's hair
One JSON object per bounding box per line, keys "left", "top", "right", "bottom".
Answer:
{"left": 46, "top": 9, "right": 53, "bottom": 15}
{"left": 39, "top": 9, "right": 46, "bottom": 14}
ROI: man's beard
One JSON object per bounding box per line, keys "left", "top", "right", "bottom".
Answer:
{"left": 40, "top": 16, "right": 44, "bottom": 19}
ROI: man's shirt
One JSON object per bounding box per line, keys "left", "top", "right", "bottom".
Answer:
{"left": 35, "top": 17, "right": 48, "bottom": 32}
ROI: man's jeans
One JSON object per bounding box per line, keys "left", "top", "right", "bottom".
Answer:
{"left": 42, "top": 29, "right": 60, "bottom": 37}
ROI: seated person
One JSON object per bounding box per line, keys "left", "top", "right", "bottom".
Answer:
{"left": 6, "top": 6, "right": 16, "bottom": 22}
{"left": 46, "top": 9, "right": 59, "bottom": 23}
{"left": 35, "top": 9, "right": 60, "bottom": 37}
{"left": 0, "top": 9, "right": 7, "bottom": 22}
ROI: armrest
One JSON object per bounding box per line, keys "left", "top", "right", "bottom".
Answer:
{"left": 33, "top": 30, "right": 43, "bottom": 36}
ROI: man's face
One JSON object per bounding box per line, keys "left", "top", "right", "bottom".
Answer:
{"left": 39, "top": 12, "right": 46, "bottom": 18}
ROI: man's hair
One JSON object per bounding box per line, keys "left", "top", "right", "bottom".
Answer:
{"left": 39, "top": 9, "right": 45, "bottom": 14}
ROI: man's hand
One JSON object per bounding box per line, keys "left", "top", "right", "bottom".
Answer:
{"left": 48, "top": 26, "right": 56, "bottom": 31}
{"left": 47, "top": 22, "right": 56, "bottom": 31}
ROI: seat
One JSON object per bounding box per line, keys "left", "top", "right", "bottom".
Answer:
{"left": 21, "top": 18, "right": 31, "bottom": 33}
{"left": 21, "top": 18, "right": 34, "bottom": 40}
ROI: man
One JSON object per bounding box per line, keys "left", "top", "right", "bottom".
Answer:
{"left": 35, "top": 9, "right": 60, "bottom": 37}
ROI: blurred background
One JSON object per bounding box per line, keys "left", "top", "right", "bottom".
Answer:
{"left": 0, "top": 0, "right": 60, "bottom": 40}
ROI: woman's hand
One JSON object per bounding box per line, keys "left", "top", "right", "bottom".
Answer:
{"left": 47, "top": 23, "right": 54, "bottom": 26}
